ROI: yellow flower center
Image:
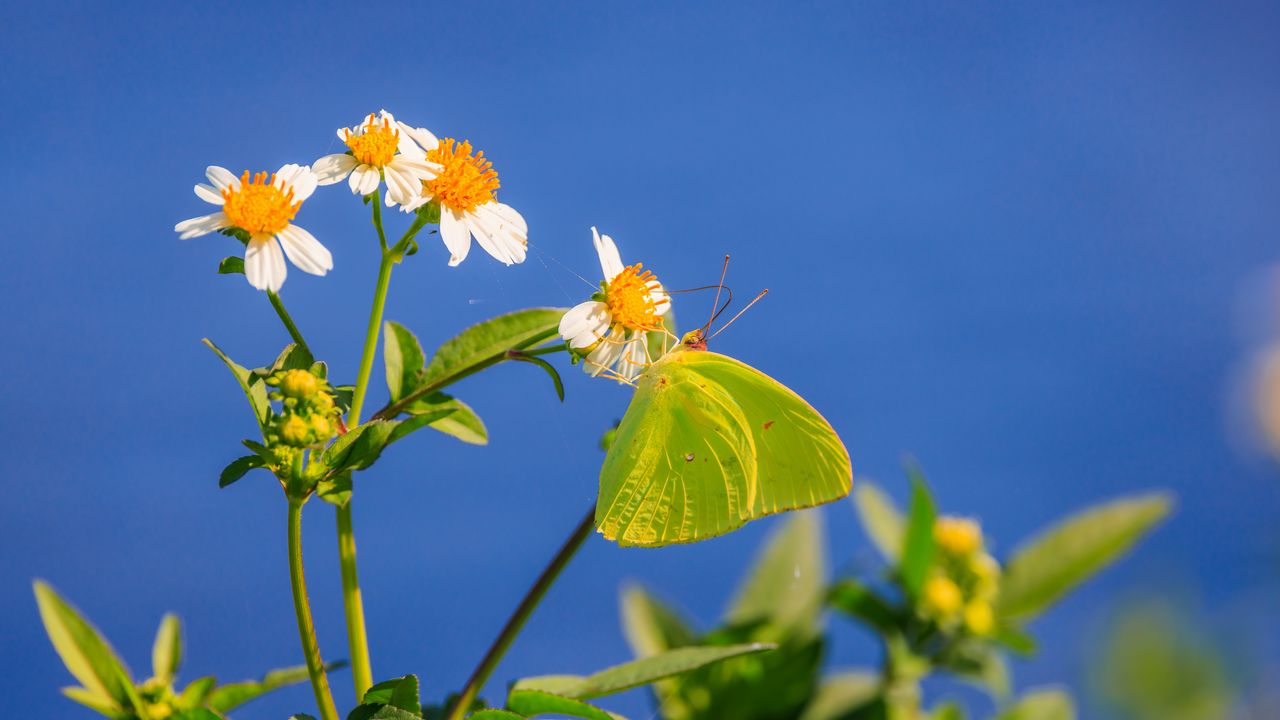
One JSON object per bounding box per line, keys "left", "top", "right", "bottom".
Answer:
{"left": 606, "top": 264, "right": 666, "bottom": 332}
{"left": 221, "top": 171, "right": 300, "bottom": 235}
{"left": 345, "top": 114, "right": 401, "bottom": 167}
{"left": 424, "top": 138, "right": 500, "bottom": 212}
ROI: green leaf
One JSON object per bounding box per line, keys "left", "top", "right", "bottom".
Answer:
{"left": 317, "top": 473, "right": 353, "bottom": 508}
{"left": 324, "top": 414, "right": 448, "bottom": 475}
{"left": 219, "top": 455, "right": 266, "bottom": 488}
{"left": 513, "top": 643, "right": 774, "bottom": 700}
{"left": 899, "top": 469, "right": 937, "bottom": 598}
{"left": 797, "top": 671, "right": 881, "bottom": 720}
{"left": 361, "top": 675, "right": 421, "bottom": 714}
{"left": 207, "top": 662, "right": 336, "bottom": 713}
{"left": 508, "top": 352, "right": 565, "bottom": 401}
{"left": 943, "top": 642, "right": 1010, "bottom": 699}
{"left": 505, "top": 689, "right": 614, "bottom": 720}
{"left": 384, "top": 321, "right": 426, "bottom": 403}
{"left": 853, "top": 481, "right": 905, "bottom": 563}
{"left": 176, "top": 676, "right": 217, "bottom": 710}
{"left": 422, "top": 308, "right": 567, "bottom": 387}
{"left": 173, "top": 710, "right": 225, "bottom": 720}
{"left": 61, "top": 686, "right": 128, "bottom": 718}
{"left": 827, "top": 579, "right": 901, "bottom": 636}
{"left": 467, "top": 712, "right": 526, "bottom": 720}
{"left": 218, "top": 256, "right": 245, "bottom": 275}
{"left": 999, "top": 492, "right": 1173, "bottom": 620}
{"left": 993, "top": 688, "right": 1076, "bottom": 720}
{"left": 33, "top": 581, "right": 132, "bottom": 713}
{"left": 930, "top": 702, "right": 967, "bottom": 720}
{"left": 994, "top": 622, "right": 1038, "bottom": 656}
{"left": 202, "top": 339, "right": 270, "bottom": 429}
{"left": 151, "top": 613, "right": 182, "bottom": 685}
{"left": 724, "top": 511, "right": 826, "bottom": 639}
{"left": 289, "top": 715, "right": 318, "bottom": 720}
{"left": 619, "top": 585, "right": 697, "bottom": 659}
{"left": 264, "top": 342, "right": 315, "bottom": 375}
{"left": 405, "top": 392, "right": 488, "bottom": 445}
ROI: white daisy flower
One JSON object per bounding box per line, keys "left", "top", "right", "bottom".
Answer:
{"left": 558, "top": 227, "right": 670, "bottom": 382}
{"left": 175, "top": 164, "right": 332, "bottom": 293}
{"left": 312, "top": 111, "right": 441, "bottom": 208}
{"left": 400, "top": 137, "right": 528, "bottom": 267}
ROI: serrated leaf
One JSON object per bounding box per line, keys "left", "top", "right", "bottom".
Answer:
{"left": 899, "top": 470, "right": 937, "bottom": 598}
{"left": 202, "top": 339, "right": 270, "bottom": 429}
{"left": 514, "top": 643, "right": 774, "bottom": 700}
{"left": 422, "top": 308, "right": 567, "bottom": 386}
{"left": 406, "top": 392, "right": 488, "bottom": 445}
{"left": 999, "top": 493, "right": 1173, "bottom": 620}
{"left": 218, "top": 256, "right": 245, "bottom": 275}
{"left": 505, "top": 689, "right": 614, "bottom": 720}
{"left": 360, "top": 675, "right": 421, "bottom": 714}
{"left": 207, "top": 662, "right": 335, "bottom": 713}
{"left": 34, "top": 581, "right": 132, "bottom": 712}
{"left": 797, "top": 671, "right": 881, "bottom": 720}
{"left": 151, "top": 613, "right": 181, "bottom": 685}
{"left": 993, "top": 688, "right": 1075, "bottom": 720}
{"left": 219, "top": 455, "right": 267, "bottom": 488}
{"left": 725, "top": 511, "right": 826, "bottom": 638}
{"left": 853, "top": 481, "right": 905, "bottom": 563}
{"left": 620, "top": 585, "right": 697, "bottom": 659}
{"left": 384, "top": 322, "right": 426, "bottom": 403}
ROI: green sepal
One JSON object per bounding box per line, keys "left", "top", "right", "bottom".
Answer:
{"left": 219, "top": 227, "right": 251, "bottom": 244}
{"left": 217, "top": 256, "right": 245, "bottom": 275}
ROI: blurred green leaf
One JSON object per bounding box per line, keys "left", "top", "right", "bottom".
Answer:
{"left": 725, "top": 511, "right": 827, "bottom": 639}
{"left": 999, "top": 492, "right": 1173, "bottom": 620}
{"left": 218, "top": 455, "right": 266, "bottom": 488}
{"left": 317, "top": 473, "right": 352, "bottom": 508}
{"left": 467, "top": 712, "right": 526, "bottom": 720}
{"left": 60, "top": 686, "right": 126, "bottom": 718}
{"left": 620, "top": 585, "right": 697, "bottom": 658}
{"left": 993, "top": 688, "right": 1075, "bottom": 720}
{"left": 994, "top": 623, "right": 1038, "bottom": 656}
{"left": 853, "top": 481, "right": 905, "bottom": 564}
{"left": 505, "top": 690, "right": 615, "bottom": 720}
{"left": 899, "top": 470, "right": 937, "bottom": 598}
{"left": 217, "top": 256, "right": 245, "bottom": 275}
{"left": 202, "top": 339, "right": 269, "bottom": 430}
{"left": 514, "top": 644, "right": 774, "bottom": 700}
{"left": 406, "top": 392, "right": 488, "bottom": 445}
{"left": 384, "top": 321, "right": 426, "bottom": 403}
{"left": 206, "top": 662, "right": 337, "bottom": 713}
{"left": 422, "top": 308, "right": 567, "bottom": 387}
{"left": 931, "top": 702, "right": 966, "bottom": 720}
{"left": 797, "top": 671, "right": 881, "bottom": 720}
{"left": 34, "top": 581, "right": 132, "bottom": 714}
{"left": 173, "top": 710, "right": 225, "bottom": 720}
{"left": 827, "top": 580, "right": 901, "bottom": 636}
{"left": 151, "top": 613, "right": 181, "bottom": 685}
{"left": 176, "top": 676, "right": 216, "bottom": 710}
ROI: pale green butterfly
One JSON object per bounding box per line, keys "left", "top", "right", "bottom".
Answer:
{"left": 596, "top": 286, "right": 853, "bottom": 547}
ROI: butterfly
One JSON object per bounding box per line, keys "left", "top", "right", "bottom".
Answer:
{"left": 596, "top": 272, "right": 853, "bottom": 547}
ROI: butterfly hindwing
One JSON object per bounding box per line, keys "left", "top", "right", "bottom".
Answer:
{"left": 597, "top": 347, "right": 852, "bottom": 547}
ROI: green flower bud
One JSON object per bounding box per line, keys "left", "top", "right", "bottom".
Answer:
{"left": 278, "top": 368, "right": 321, "bottom": 399}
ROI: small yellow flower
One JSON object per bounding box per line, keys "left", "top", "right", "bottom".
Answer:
{"left": 923, "top": 576, "right": 963, "bottom": 617}
{"left": 934, "top": 516, "right": 983, "bottom": 557}
{"left": 279, "top": 414, "right": 312, "bottom": 447}
{"left": 278, "top": 369, "right": 321, "bottom": 399}
{"left": 963, "top": 601, "right": 995, "bottom": 636}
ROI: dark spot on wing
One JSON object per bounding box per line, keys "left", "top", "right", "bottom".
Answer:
{"left": 763, "top": 420, "right": 774, "bottom": 430}
{"left": 685, "top": 453, "right": 695, "bottom": 462}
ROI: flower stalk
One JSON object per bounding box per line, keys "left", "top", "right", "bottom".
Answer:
{"left": 287, "top": 495, "right": 340, "bottom": 720}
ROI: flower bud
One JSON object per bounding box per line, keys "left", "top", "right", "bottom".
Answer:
{"left": 279, "top": 413, "right": 312, "bottom": 447}
{"left": 963, "top": 600, "right": 995, "bottom": 636}
{"left": 922, "top": 575, "right": 963, "bottom": 618}
{"left": 934, "top": 516, "right": 983, "bottom": 557}
{"left": 278, "top": 368, "right": 321, "bottom": 399}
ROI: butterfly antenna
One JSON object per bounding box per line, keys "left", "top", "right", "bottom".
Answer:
{"left": 702, "top": 255, "right": 731, "bottom": 335}
{"left": 710, "top": 289, "right": 769, "bottom": 340}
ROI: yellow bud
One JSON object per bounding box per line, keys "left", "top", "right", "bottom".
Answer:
{"left": 923, "top": 576, "right": 963, "bottom": 617}
{"left": 280, "top": 414, "right": 311, "bottom": 446}
{"left": 934, "top": 516, "right": 983, "bottom": 557}
{"left": 964, "top": 601, "right": 995, "bottom": 636}
{"left": 311, "top": 414, "right": 333, "bottom": 439}
{"left": 279, "top": 369, "right": 320, "bottom": 399}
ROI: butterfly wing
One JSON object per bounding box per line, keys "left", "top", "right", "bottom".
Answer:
{"left": 680, "top": 351, "right": 852, "bottom": 518}
{"left": 597, "top": 353, "right": 757, "bottom": 546}
{"left": 597, "top": 349, "right": 851, "bottom": 547}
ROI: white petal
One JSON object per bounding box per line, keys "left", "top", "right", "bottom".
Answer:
{"left": 468, "top": 208, "right": 526, "bottom": 265}
{"left": 244, "top": 235, "right": 287, "bottom": 292}
{"left": 400, "top": 191, "right": 432, "bottom": 214}
{"left": 487, "top": 202, "right": 527, "bottom": 235}
{"left": 348, "top": 165, "right": 380, "bottom": 195}
{"left": 206, "top": 166, "right": 239, "bottom": 191}
{"left": 618, "top": 338, "right": 648, "bottom": 381}
{"left": 383, "top": 165, "right": 417, "bottom": 207}
{"left": 592, "top": 227, "right": 625, "bottom": 280}
{"left": 390, "top": 153, "right": 441, "bottom": 180}
{"left": 175, "top": 212, "right": 228, "bottom": 239}
{"left": 440, "top": 208, "right": 472, "bottom": 266}
{"left": 559, "top": 301, "right": 611, "bottom": 347}
{"left": 314, "top": 154, "right": 358, "bottom": 185}
{"left": 275, "top": 164, "right": 317, "bottom": 202}
{"left": 465, "top": 214, "right": 514, "bottom": 265}
{"left": 277, "top": 225, "right": 333, "bottom": 276}
{"left": 586, "top": 336, "right": 625, "bottom": 377}
{"left": 396, "top": 121, "right": 439, "bottom": 152}
{"left": 194, "top": 183, "right": 224, "bottom": 205}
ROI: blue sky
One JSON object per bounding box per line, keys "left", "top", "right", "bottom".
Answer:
{"left": 2, "top": 2, "right": 1279, "bottom": 718}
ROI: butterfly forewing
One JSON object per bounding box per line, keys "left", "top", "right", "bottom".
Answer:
{"left": 597, "top": 353, "right": 757, "bottom": 546}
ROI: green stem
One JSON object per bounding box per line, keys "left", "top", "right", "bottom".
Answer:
{"left": 446, "top": 505, "right": 596, "bottom": 720}
{"left": 337, "top": 503, "right": 372, "bottom": 696}
{"left": 267, "top": 290, "right": 311, "bottom": 357}
{"left": 288, "top": 497, "right": 340, "bottom": 720}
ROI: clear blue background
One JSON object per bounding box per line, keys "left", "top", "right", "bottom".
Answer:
{"left": 2, "top": 2, "right": 1278, "bottom": 717}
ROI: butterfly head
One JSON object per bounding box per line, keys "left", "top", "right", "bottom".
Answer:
{"left": 680, "top": 329, "right": 708, "bottom": 351}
